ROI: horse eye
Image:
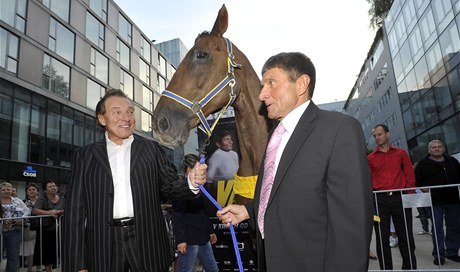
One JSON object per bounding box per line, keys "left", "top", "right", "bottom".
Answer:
{"left": 195, "top": 51, "right": 209, "bottom": 60}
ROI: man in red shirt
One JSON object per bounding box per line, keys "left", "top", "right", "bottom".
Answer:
{"left": 368, "top": 124, "right": 417, "bottom": 270}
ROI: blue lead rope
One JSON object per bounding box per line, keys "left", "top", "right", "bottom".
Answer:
{"left": 199, "top": 155, "right": 244, "bottom": 272}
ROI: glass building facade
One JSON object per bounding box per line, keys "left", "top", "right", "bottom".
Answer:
{"left": 345, "top": 0, "right": 460, "bottom": 162}
{"left": 385, "top": 0, "right": 460, "bottom": 161}
{"left": 0, "top": 0, "right": 188, "bottom": 198}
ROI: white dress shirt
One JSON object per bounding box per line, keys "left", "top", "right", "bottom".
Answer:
{"left": 273, "top": 100, "right": 310, "bottom": 174}
{"left": 106, "top": 133, "right": 134, "bottom": 219}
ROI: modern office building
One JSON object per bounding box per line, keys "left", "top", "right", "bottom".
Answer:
{"left": 344, "top": 28, "right": 408, "bottom": 152}
{"left": 345, "top": 0, "right": 460, "bottom": 161}
{"left": 318, "top": 100, "right": 346, "bottom": 113}
{"left": 0, "top": 0, "right": 191, "bottom": 196}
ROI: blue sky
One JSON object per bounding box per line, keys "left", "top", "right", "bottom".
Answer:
{"left": 114, "top": 0, "right": 376, "bottom": 104}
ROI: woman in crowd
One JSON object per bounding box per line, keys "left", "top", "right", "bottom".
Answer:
{"left": 33, "top": 179, "right": 64, "bottom": 272}
{"left": 21, "top": 183, "right": 39, "bottom": 272}
{"left": 1, "top": 182, "right": 30, "bottom": 272}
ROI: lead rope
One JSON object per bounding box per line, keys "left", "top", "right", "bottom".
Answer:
{"left": 198, "top": 154, "right": 244, "bottom": 272}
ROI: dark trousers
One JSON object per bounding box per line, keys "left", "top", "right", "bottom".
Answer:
{"left": 111, "top": 225, "right": 149, "bottom": 272}
{"left": 374, "top": 192, "right": 417, "bottom": 270}
{"left": 431, "top": 203, "right": 460, "bottom": 259}
{"left": 417, "top": 206, "right": 431, "bottom": 232}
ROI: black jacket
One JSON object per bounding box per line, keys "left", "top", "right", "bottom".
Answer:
{"left": 415, "top": 155, "right": 460, "bottom": 205}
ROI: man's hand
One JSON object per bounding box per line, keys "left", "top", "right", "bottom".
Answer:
{"left": 210, "top": 233, "right": 217, "bottom": 244}
{"left": 177, "top": 242, "right": 187, "bottom": 255}
{"left": 217, "top": 204, "right": 250, "bottom": 227}
{"left": 190, "top": 162, "right": 207, "bottom": 187}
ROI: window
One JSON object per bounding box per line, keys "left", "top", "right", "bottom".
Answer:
{"left": 11, "top": 99, "right": 30, "bottom": 161}
{"left": 116, "top": 39, "right": 130, "bottom": 68}
{"left": 119, "top": 14, "right": 132, "bottom": 45}
{"left": 0, "top": 27, "right": 19, "bottom": 74}
{"left": 73, "top": 111, "right": 85, "bottom": 147}
{"left": 86, "top": 12, "right": 104, "bottom": 49}
{"left": 90, "top": 48, "right": 108, "bottom": 83}
{"left": 30, "top": 99, "right": 46, "bottom": 164}
{"left": 439, "top": 21, "right": 460, "bottom": 66}
{"left": 139, "top": 58, "right": 150, "bottom": 84}
{"left": 0, "top": 0, "right": 26, "bottom": 32}
{"left": 159, "top": 54, "right": 166, "bottom": 76}
{"left": 432, "top": 0, "right": 454, "bottom": 32}
{"left": 46, "top": 109, "right": 60, "bottom": 166}
{"left": 153, "top": 91, "right": 160, "bottom": 110}
{"left": 141, "top": 37, "right": 151, "bottom": 62}
{"left": 49, "top": 17, "right": 75, "bottom": 63}
{"left": 419, "top": 7, "right": 436, "bottom": 50}
{"left": 42, "top": 54, "right": 70, "bottom": 99}
{"left": 142, "top": 85, "right": 153, "bottom": 111}
{"left": 120, "top": 69, "right": 133, "bottom": 99}
{"left": 141, "top": 110, "right": 152, "bottom": 135}
{"left": 408, "top": 25, "right": 423, "bottom": 64}
{"left": 373, "top": 63, "right": 388, "bottom": 91}
{"left": 89, "top": 0, "right": 107, "bottom": 22}
{"left": 157, "top": 75, "right": 166, "bottom": 94}
{"left": 42, "top": 0, "right": 69, "bottom": 22}
{"left": 86, "top": 78, "right": 105, "bottom": 110}
{"left": 425, "top": 42, "right": 444, "bottom": 77}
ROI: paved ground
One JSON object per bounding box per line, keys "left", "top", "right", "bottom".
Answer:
{"left": 368, "top": 209, "right": 460, "bottom": 271}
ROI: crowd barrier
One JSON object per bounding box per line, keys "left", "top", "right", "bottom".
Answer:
{"left": 369, "top": 184, "right": 460, "bottom": 271}
{"left": 1, "top": 215, "right": 61, "bottom": 272}
{"left": 2, "top": 184, "right": 458, "bottom": 272}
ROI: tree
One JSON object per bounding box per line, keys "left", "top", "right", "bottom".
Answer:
{"left": 367, "top": 0, "right": 394, "bottom": 29}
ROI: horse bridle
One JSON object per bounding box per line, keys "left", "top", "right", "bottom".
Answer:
{"left": 161, "top": 38, "right": 241, "bottom": 138}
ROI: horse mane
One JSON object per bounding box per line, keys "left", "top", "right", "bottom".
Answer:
{"left": 195, "top": 31, "right": 211, "bottom": 42}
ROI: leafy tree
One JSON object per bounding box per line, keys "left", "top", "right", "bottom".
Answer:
{"left": 367, "top": 0, "right": 394, "bottom": 29}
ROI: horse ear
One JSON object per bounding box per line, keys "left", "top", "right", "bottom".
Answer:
{"left": 211, "top": 4, "right": 228, "bottom": 37}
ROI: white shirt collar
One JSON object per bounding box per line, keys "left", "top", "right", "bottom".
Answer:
{"left": 279, "top": 100, "right": 310, "bottom": 133}
{"left": 105, "top": 132, "right": 134, "bottom": 146}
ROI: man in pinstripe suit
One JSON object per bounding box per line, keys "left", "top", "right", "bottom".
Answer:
{"left": 63, "top": 89, "right": 208, "bottom": 272}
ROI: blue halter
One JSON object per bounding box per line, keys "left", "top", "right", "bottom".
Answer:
{"left": 161, "top": 38, "right": 241, "bottom": 138}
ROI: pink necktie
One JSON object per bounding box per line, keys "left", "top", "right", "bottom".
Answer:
{"left": 258, "top": 123, "right": 286, "bottom": 238}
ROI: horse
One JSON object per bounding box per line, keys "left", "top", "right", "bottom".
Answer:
{"left": 152, "top": 4, "right": 272, "bottom": 204}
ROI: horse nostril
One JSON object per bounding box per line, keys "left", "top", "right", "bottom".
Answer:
{"left": 158, "top": 115, "right": 170, "bottom": 133}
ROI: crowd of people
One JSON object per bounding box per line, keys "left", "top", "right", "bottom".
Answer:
{"left": 369, "top": 124, "right": 460, "bottom": 269}
{"left": 0, "top": 180, "right": 64, "bottom": 272}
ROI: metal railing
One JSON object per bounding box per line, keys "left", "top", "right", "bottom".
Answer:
{"left": 369, "top": 183, "right": 460, "bottom": 271}
{"left": 1, "top": 215, "right": 62, "bottom": 272}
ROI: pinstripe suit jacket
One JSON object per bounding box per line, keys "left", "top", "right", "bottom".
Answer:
{"left": 63, "top": 134, "right": 195, "bottom": 271}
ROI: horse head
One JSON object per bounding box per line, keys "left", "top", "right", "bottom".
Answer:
{"left": 153, "top": 5, "right": 241, "bottom": 147}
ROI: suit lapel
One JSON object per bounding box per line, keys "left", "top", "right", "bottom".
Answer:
{"left": 92, "top": 140, "right": 112, "bottom": 177}
{"left": 267, "top": 102, "right": 319, "bottom": 205}
{"left": 130, "top": 135, "right": 143, "bottom": 171}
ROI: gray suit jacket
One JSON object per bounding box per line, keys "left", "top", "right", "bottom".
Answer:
{"left": 247, "top": 102, "right": 373, "bottom": 271}
{"left": 63, "top": 134, "right": 195, "bottom": 271}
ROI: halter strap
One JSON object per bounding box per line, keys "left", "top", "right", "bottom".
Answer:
{"left": 161, "top": 38, "right": 241, "bottom": 138}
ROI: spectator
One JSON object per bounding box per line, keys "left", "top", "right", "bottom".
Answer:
{"left": 11, "top": 187, "right": 17, "bottom": 198}
{"left": 1, "top": 182, "right": 30, "bottom": 272}
{"left": 415, "top": 139, "right": 460, "bottom": 265}
{"left": 207, "top": 130, "right": 239, "bottom": 183}
{"left": 33, "top": 179, "right": 64, "bottom": 272}
{"left": 368, "top": 124, "right": 417, "bottom": 270}
{"left": 20, "top": 183, "right": 40, "bottom": 272}
{"left": 173, "top": 154, "right": 218, "bottom": 272}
